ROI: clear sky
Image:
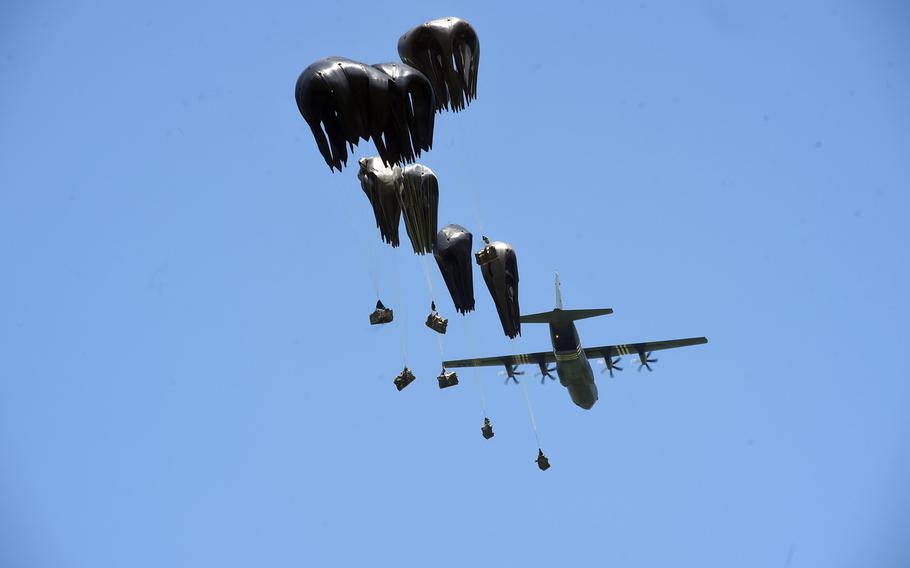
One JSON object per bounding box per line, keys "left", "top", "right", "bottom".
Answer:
{"left": 2, "top": 1, "right": 909, "bottom": 567}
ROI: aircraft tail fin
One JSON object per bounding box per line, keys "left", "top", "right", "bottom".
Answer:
{"left": 522, "top": 273, "right": 612, "bottom": 323}
{"left": 520, "top": 307, "right": 613, "bottom": 324}
{"left": 555, "top": 272, "right": 563, "bottom": 309}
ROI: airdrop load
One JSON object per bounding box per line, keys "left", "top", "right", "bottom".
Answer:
{"left": 474, "top": 235, "right": 498, "bottom": 266}
{"left": 369, "top": 300, "right": 394, "bottom": 325}
{"left": 394, "top": 367, "right": 416, "bottom": 391}
{"left": 536, "top": 449, "right": 551, "bottom": 471}
{"left": 437, "top": 368, "right": 459, "bottom": 389}
{"left": 425, "top": 301, "right": 448, "bottom": 334}
{"left": 481, "top": 417, "right": 494, "bottom": 440}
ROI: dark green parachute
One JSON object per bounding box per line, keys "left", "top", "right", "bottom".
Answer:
{"left": 295, "top": 57, "right": 435, "bottom": 171}
{"left": 357, "top": 157, "right": 402, "bottom": 247}
{"left": 477, "top": 239, "right": 521, "bottom": 339}
{"left": 398, "top": 164, "right": 439, "bottom": 255}
{"left": 398, "top": 17, "right": 480, "bottom": 112}
{"left": 434, "top": 224, "right": 475, "bottom": 314}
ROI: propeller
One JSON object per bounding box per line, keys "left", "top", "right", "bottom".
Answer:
{"left": 498, "top": 364, "right": 524, "bottom": 384}
{"left": 638, "top": 351, "right": 658, "bottom": 372}
{"left": 535, "top": 361, "right": 557, "bottom": 384}
{"left": 600, "top": 356, "right": 623, "bottom": 378}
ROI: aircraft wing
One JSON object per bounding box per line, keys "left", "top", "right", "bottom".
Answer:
{"left": 443, "top": 337, "right": 707, "bottom": 369}
{"left": 443, "top": 350, "right": 556, "bottom": 369}
{"left": 584, "top": 337, "right": 708, "bottom": 359}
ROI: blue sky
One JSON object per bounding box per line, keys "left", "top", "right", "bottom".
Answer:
{"left": 2, "top": 1, "right": 909, "bottom": 566}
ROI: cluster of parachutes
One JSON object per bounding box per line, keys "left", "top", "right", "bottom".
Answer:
{"left": 295, "top": 17, "right": 479, "bottom": 172}
{"left": 296, "top": 17, "right": 521, "bottom": 339}
{"left": 355, "top": 155, "right": 520, "bottom": 337}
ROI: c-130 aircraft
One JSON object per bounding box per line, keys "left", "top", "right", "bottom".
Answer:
{"left": 443, "top": 275, "right": 707, "bottom": 409}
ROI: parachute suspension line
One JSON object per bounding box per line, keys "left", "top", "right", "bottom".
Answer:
{"left": 520, "top": 379, "right": 542, "bottom": 449}
{"left": 463, "top": 165, "right": 491, "bottom": 417}
{"left": 419, "top": 255, "right": 436, "bottom": 303}
{"left": 465, "top": 315, "right": 488, "bottom": 418}
{"left": 436, "top": 334, "right": 445, "bottom": 362}
{"left": 366, "top": 241, "right": 382, "bottom": 301}
{"left": 468, "top": 190, "right": 486, "bottom": 239}
{"left": 418, "top": 255, "right": 447, "bottom": 363}
{"left": 390, "top": 250, "right": 408, "bottom": 367}
{"left": 349, "top": 194, "right": 383, "bottom": 301}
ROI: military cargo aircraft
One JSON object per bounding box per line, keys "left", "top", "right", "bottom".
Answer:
{"left": 443, "top": 275, "right": 707, "bottom": 409}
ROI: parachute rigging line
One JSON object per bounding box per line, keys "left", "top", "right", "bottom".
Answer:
{"left": 520, "top": 378, "right": 541, "bottom": 449}
{"left": 361, "top": 235, "right": 382, "bottom": 302}
{"left": 344, "top": 184, "right": 384, "bottom": 302}
{"left": 465, "top": 315, "right": 488, "bottom": 419}
{"left": 390, "top": 250, "right": 409, "bottom": 367}
{"left": 469, "top": 189, "right": 486, "bottom": 239}
{"left": 420, "top": 255, "right": 446, "bottom": 361}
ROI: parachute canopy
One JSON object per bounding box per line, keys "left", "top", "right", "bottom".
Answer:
{"left": 398, "top": 17, "right": 479, "bottom": 112}
{"left": 433, "top": 224, "right": 475, "bottom": 314}
{"left": 479, "top": 240, "right": 521, "bottom": 339}
{"left": 358, "top": 157, "right": 402, "bottom": 247}
{"left": 295, "top": 57, "right": 435, "bottom": 171}
{"left": 372, "top": 62, "right": 435, "bottom": 156}
{"left": 398, "top": 164, "right": 439, "bottom": 254}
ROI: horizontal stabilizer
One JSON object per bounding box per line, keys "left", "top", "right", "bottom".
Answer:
{"left": 520, "top": 308, "right": 613, "bottom": 324}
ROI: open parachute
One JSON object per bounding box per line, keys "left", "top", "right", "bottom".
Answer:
{"left": 357, "top": 158, "right": 439, "bottom": 255}
{"left": 398, "top": 17, "right": 480, "bottom": 112}
{"left": 434, "top": 224, "right": 474, "bottom": 314}
{"left": 477, "top": 238, "right": 521, "bottom": 339}
{"left": 399, "top": 164, "right": 439, "bottom": 255}
{"left": 357, "top": 157, "right": 402, "bottom": 247}
{"left": 295, "top": 17, "right": 479, "bottom": 171}
{"left": 295, "top": 58, "right": 435, "bottom": 171}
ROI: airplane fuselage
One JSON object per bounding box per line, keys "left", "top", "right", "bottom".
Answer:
{"left": 443, "top": 276, "right": 707, "bottom": 412}
{"left": 549, "top": 320, "right": 598, "bottom": 409}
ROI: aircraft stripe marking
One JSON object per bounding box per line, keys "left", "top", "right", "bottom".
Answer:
{"left": 555, "top": 346, "right": 582, "bottom": 362}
